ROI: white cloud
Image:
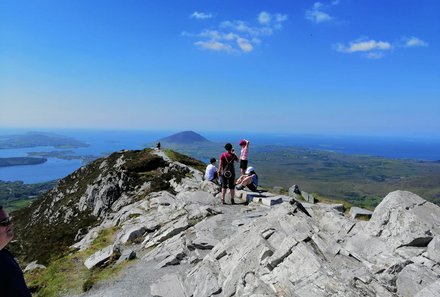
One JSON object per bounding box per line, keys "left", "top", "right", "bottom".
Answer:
{"left": 334, "top": 38, "right": 393, "bottom": 59}
{"left": 258, "top": 11, "right": 288, "bottom": 28}
{"left": 335, "top": 39, "right": 392, "bottom": 53}
{"left": 306, "top": 1, "right": 338, "bottom": 24}
{"left": 195, "top": 40, "right": 233, "bottom": 53}
{"left": 190, "top": 11, "right": 213, "bottom": 20}
{"left": 221, "top": 20, "right": 257, "bottom": 35}
{"left": 185, "top": 11, "right": 287, "bottom": 54}
{"left": 200, "top": 30, "right": 222, "bottom": 40}
{"left": 258, "top": 11, "right": 271, "bottom": 25}
{"left": 404, "top": 36, "right": 428, "bottom": 47}
{"left": 237, "top": 38, "right": 253, "bottom": 52}
{"left": 336, "top": 36, "right": 428, "bottom": 59}
{"left": 306, "top": 10, "right": 332, "bottom": 23}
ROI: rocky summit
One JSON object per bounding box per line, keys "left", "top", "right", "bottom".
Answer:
{"left": 13, "top": 149, "right": 440, "bottom": 297}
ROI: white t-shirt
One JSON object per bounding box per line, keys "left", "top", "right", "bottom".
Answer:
{"left": 205, "top": 164, "right": 217, "bottom": 181}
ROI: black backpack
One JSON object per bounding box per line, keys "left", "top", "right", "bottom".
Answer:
{"left": 222, "top": 155, "right": 235, "bottom": 178}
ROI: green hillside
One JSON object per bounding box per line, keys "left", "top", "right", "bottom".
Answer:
{"left": 154, "top": 142, "right": 440, "bottom": 208}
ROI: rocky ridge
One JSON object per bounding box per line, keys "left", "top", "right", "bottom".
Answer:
{"left": 14, "top": 149, "right": 440, "bottom": 297}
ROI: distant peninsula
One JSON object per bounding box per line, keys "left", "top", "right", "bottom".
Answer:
{"left": 0, "top": 132, "right": 89, "bottom": 149}
{"left": 0, "top": 157, "right": 47, "bottom": 167}
{"left": 159, "top": 131, "right": 210, "bottom": 144}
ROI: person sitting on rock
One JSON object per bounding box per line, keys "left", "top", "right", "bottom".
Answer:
{"left": 236, "top": 166, "right": 258, "bottom": 192}
{"left": 204, "top": 158, "right": 219, "bottom": 184}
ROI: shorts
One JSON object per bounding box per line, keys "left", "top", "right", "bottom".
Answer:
{"left": 240, "top": 159, "right": 248, "bottom": 170}
{"left": 221, "top": 175, "right": 236, "bottom": 189}
{"left": 247, "top": 183, "right": 258, "bottom": 192}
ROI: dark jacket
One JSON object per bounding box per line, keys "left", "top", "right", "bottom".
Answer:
{"left": 0, "top": 249, "right": 31, "bottom": 297}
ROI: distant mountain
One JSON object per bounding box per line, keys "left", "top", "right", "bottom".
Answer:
{"left": 159, "top": 131, "right": 210, "bottom": 144}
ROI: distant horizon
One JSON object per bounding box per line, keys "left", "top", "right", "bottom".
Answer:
{"left": 1, "top": 126, "right": 440, "bottom": 141}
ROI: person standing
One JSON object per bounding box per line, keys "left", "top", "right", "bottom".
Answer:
{"left": 0, "top": 206, "right": 32, "bottom": 297}
{"left": 218, "top": 143, "right": 238, "bottom": 204}
{"left": 238, "top": 139, "right": 250, "bottom": 175}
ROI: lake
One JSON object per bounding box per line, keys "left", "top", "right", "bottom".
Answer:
{"left": 1, "top": 129, "right": 440, "bottom": 184}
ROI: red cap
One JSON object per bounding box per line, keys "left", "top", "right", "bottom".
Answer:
{"left": 239, "top": 139, "right": 247, "bottom": 146}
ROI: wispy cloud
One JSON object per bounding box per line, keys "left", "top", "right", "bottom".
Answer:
{"left": 258, "top": 11, "right": 288, "bottom": 28}
{"left": 335, "top": 36, "right": 429, "bottom": 59}
{"left": 194, "top": 40, "right": 232, "bottom": 53}
{"left": 184, "top": 11, "right": 288, "bottom": 54}
{"left": 365, "top": 52, "right": 385, "bottom": 60}
{"left": 334, "top": 38, "right": 392, "bottom": 59}
{"left": 190, "top": 11, "right": 213, "bottom": 20}
{"left": 335, "top": 40, "right": 392, "bottom": 53}
{"left": 402, "top": 36, "right": 428, "bottom": 48}
{"left": 306, "top": 1, "right": 339, "bottom": 24}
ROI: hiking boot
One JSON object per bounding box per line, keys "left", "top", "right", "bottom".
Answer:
{"left": 236, "top": 185, "right": 244, "bottom": 190}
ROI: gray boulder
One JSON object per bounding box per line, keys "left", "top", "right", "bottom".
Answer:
{"left": 302, "top": 191, "right": 315, "bottom": 204}
{"left": 150, "top": 273, "right": 186, "bottom": 297}
{"left": 350, "top": 206, "right": 374, "bottom": 220}
{"left": 199, "top": 180, "right": 220, "bottom": 195}
{"left": 288, "top": 184, "right": 301, "bottom": 197}
{"left": 396, "top": 263, "right": 439, "bottom": 297}
{"left": 84, "top": 244, "right": 121, "bottom": 269}
{"left": 427, "top": 236, "right": 440, "bottom": 263}
{"left": 366, "top": 190, "right": 440, "bottom": 249}
{"left": 24, "top": 261, "right": 46, "bottom": 272}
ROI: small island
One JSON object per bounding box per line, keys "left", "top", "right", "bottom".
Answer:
{"left": 0, "top": 157, "right": 47, "bottom": 167}
{"left": 28, "top": 151, "right": 98, "bottom": 164}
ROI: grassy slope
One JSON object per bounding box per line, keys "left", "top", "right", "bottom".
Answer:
{"left": 0, "top": 180, "right": 58, "bottom": 212}
{"left": 25, "top": 226, "right": 125, "bottom": 297}
{"left": 159, "top": 142, "right": 440, "bottom": 208}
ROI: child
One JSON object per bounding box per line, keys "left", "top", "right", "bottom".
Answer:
{"left": 238, "top": 139, "right": 249, "bottom": 175}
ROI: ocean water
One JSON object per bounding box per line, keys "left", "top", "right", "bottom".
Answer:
{"left": 1, "top": 129, "right": 440, "bottom": 184}
{"left": 0, "top": 129, "right": 168, "bottom": 183}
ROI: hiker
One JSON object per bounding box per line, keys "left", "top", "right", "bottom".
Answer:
{"left": 236, "top": 166, "right": 259, "bottom": 192}
{"left": 204, "top": 157, "right": 219, "bottom": 184}
{"left": 218, "top": 143, "right": 238, "bottom": 204}
{"left": 156, "top": 142, "right": 161, "bottom": 150}
{"left": 0, "top": 206, "right": 32, "bottom": 297}
{"left": 238, "top": 139, "right": 250, "bottom": 175}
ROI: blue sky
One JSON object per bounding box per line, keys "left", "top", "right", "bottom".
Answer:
{"left": 1, "top": 0, "right": 439, "bottom": 137}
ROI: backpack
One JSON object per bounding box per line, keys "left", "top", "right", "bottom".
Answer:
{"left": 222, "top": 154, "right": 235, "bottom": 178}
